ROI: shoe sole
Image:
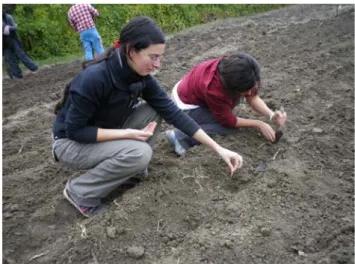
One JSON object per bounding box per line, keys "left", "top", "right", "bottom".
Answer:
{"left": 63, "top": 188, "right": 90, "bottom": 218}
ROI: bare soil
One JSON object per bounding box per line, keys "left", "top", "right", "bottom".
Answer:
{"left": 3, "top": 4, "right": 354, "bottom": 264}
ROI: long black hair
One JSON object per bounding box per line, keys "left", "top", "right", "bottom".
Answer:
{"left": 218, "top": 53, "right": 261, "bottom": 96}
{"left": 54, "top": 16, "right": 165, "bottom": 115}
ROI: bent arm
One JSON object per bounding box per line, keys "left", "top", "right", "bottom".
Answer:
{"left": 6, "top": 15, "right": 18, "bottom": 31}
{"left": 246, "top": 95, "right": 273, "bottom": 120}
{"left": 191, "top": 129, "right": 221, "bottom": 152}
{"left": 234, "top": 117, "right": 261, "bottom": 128}
{"left": 89, "top": 4, "right": 100, "bottom": 17}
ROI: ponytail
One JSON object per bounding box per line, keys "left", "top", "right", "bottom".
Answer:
{"left": 54, "top": 81, "right": 71, "bottom": 115}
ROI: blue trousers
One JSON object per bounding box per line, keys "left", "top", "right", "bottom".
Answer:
{"left": 174, "top": 107, "right": 238, "bottom": 151}
{"left": 80, "top": 27, "right": 104, "bottom": 61}
{"left": 3, "top": 39, "right": 38, "bottom": 79}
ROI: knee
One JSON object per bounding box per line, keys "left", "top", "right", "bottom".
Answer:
{"left": 135, "top": 142, "right": 153, "bottom": 169}
{"left": 118, "top": 142, "right": 153, "bottom": 170}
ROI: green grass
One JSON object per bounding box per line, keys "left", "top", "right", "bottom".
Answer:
{"left": 2, "top": 51, "right": 84, "bottom": 78}
{"left": 35, "top": 51, "right": 84, "bottom": 67}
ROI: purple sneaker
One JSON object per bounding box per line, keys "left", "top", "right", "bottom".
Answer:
{"left": 63, "top": 188, "right": 104, "bottom": 217}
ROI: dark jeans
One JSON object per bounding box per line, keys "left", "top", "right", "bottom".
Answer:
{"left": 174, "top": 107, "right": 238, "bottom": 151}
{"left": 3, "top": 39, "right": 38, "bottom": 79}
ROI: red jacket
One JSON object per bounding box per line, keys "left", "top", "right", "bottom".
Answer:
{"left": 177, "top": 58, "right": 258, "bottom": 127}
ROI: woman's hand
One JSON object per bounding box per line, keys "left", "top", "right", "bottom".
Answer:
{"left": 271, "top": 110, "right": 287, "bottom": 126}
{"left": 257, "top": 121, "right": 276, "bottom": 142}
{"left": 143, "top": 121, "right": 157, "bottom": 134}
{"left": 216, "top": 147, "right": 243, "bottom": 176}
{"left": 124, "top": 129, "right": 153, "bottom": 141}
{"left": 124, "top": 122, "right": 157, "bottom": 141}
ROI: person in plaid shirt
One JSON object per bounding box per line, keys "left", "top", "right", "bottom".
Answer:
{"left": 68, "top": 4, "right": 104, "bottom": 60}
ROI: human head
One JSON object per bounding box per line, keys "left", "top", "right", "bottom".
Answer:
{"left": 218, "top": 53, "right": 261, "bottom": 96}
{"left": 119, "top": 16, "right": 166, "bottom": 76}
{"left": 3, "top": 4, "right": 16, "bottom": 14}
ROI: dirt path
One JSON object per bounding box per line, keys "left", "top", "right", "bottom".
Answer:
{"left": 3, "top": 4, "right": 354, "bottom": 264}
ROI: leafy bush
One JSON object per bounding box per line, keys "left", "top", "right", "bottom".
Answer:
{"left": 10, "top": 4, "right": 286, "bottom": 60}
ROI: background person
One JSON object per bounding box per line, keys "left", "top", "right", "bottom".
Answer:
{"left": 68, "top": 4, "right": 104, "bottom": 61}
{"left": 2, "top": 10, "right": 39, "bottom": 79}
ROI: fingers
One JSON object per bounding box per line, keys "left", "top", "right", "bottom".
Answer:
{"left": 274, "top": 111, "right": 287, "bottom": 126}
{"left": 227, "top": 155, "right": 244, "bottom": 176}
{"left": 226, "top": 160, "right": 234, "bottom": 176}
{"left": 136, "top": 130, "right": 153, "bottom": 141}
{"left": 269, "top": 130, "right": 276, "bottom": 142}
{"left": 262, "top": 128, "right": 275, "bottom": 142}
{"left": 143, "top": 122, "right": 157, "bottom": 133}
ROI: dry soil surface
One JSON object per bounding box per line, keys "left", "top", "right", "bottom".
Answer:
{"left": 2, "top": 4, "right": 354, "bottom": 264}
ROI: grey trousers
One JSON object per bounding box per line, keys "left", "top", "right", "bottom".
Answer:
{"left": 174, "top": 107, "right": 238, "bottom": 150}
{"left": 52, "top": 102, "right": 162, "bottom": 207}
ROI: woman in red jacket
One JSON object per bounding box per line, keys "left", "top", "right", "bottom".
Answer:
{"left": 166, "top": 53, "right": 287, "bottom": 155}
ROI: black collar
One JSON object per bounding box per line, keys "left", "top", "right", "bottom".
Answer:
{"left": 106, "top": 50, "right": 147, "bottom": 91}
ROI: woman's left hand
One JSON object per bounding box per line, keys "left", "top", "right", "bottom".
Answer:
{"left": 272, "top": 110, "right": 287, "bottom": 126}
{"left": 216, "top": 147, "right": 243, "bottom": 176}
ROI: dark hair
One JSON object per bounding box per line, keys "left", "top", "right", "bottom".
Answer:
{"left": 119, "top": 16, "right": 165, "bottom": 56}
{"left": 54, "top": 16, "right": 165, "bottom": 115}
{"left": 218, "top": 53, "right": 261, "bottom": 95}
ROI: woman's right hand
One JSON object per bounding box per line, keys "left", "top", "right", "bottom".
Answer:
{"left": 124, "top": 122, "right": 157, "bottom": 141}
{"left": 124, "top": 129, "right": 153, "bottom": 141}
{"left": 257, "top": 121, "right": 276, "bottom": 142}
{"left": 216, "top": 147, "right": 243, "bottom": 176}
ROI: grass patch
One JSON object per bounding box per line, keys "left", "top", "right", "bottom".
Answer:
{"left": 35, "top": 52, "right": 84, "bottom": 67}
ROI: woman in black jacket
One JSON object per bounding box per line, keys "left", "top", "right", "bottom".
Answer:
{"left": 52, "top": 16, "right": 243, "bottom": 217}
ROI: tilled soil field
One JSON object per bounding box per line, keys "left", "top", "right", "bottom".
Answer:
{"left": 2, "top": 4, "right": 354, "bottom": 264}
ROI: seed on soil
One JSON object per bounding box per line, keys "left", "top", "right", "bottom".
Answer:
{"left": 162, "top": 236, "right": 170, "bottom": 244}
{"left": 312, "top": 127, "right": 323, "bottom": 133}
{"left": 9, "top": 204, "right": 19, "bottom": 212}
{"left": 127, "top": 246, "right": 145, "bottom": 259}
{"left": 222, "top": 240, "right": 234, "bottom": 249}
{"left": 260, "top": 227, "right": 271, "bottom": 237}
{"left": 267, "top": 180, "right": 277, "bottom": 188}
{"left": 286, "top": 137, "right": 300, "bottom": 143}
{"left": 106, "top": 227, "right": 117, "bottom": 238}
{"left": 3, "top": 212, "right": 12, "bottom": 219}
{"left": 318, "top": 257, "right": 331, "bottom": 264}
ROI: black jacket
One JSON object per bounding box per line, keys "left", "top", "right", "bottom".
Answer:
{"left": 52, "top": 51, "right": 200, "bottom": 143}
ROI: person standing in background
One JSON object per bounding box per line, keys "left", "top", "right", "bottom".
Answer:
{"left": 2, "top": 10, "right": 39, "bottom": 79}
{"left": 68, "top": 4, "right": 104, "bottom": 61}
